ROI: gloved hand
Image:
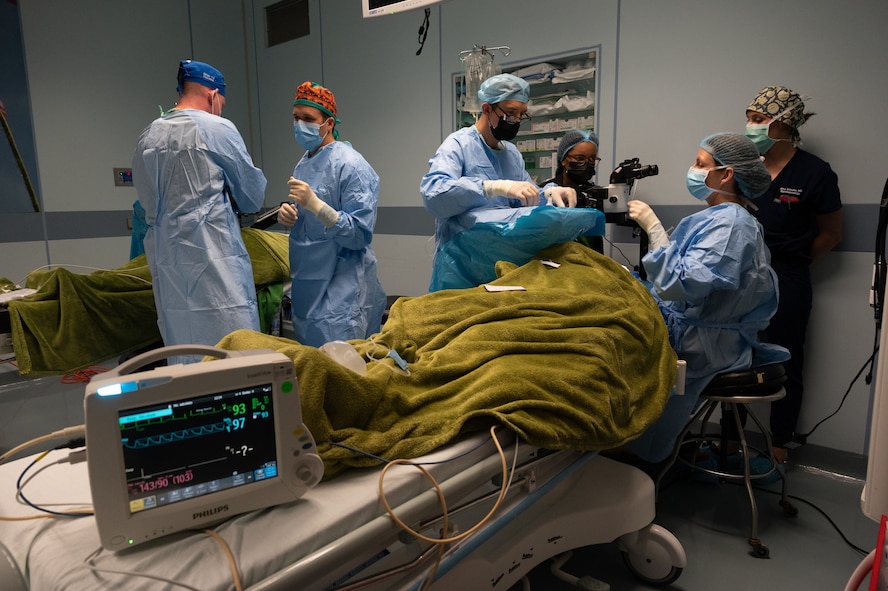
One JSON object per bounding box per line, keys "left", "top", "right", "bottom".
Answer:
{"left": 544, "top": 186, "right": 577, "bottom": 208}
{"left": 628, "top": 200, "right": 660, "bottom": 232}
{"left": 628, "top": 200, "right": 670, "bottom": 249}
{"left": 277, "top": 202, "right": 298, "bottom": 227}
{"left": 482, "top": 179, "right": 541, "bottom": 206}
{"left": 288, "top": 177, "right": 339, "bottom": 228}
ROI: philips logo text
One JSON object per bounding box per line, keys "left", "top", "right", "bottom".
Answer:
{"left": 193, "top": 504, "right": 229, "bottom": 520}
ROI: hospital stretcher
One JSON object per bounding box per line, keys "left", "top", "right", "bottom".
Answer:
{"left": 0, "top": 430, "right": 685, "bottom": 590}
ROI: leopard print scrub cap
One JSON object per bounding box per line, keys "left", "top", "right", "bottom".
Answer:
{"left": 293, "top": 81, "right": 339, "bottom": 123}
{"left": 746, "top": 85, "right": 807, "bottom": 130}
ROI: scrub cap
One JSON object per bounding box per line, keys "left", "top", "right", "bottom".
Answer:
{"left": 293, "top": 81, "right": 340, "bottom": 122}
{"left": 177, "top": 60, "right": 226, "bottom": 97}
{"left": 701, "top": 132, "right": 771, "bottom": 199}
{"left": 556, "top": 129, "right": 599, "bottom": 164}
{"left": 478, "top": 73, "right": 530, "bottom": 104}
{"left": 746, "top": 85, "right": 807, "bottom": 130}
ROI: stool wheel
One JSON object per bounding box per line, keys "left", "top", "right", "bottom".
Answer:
{"left": 780, "top": 499, "right": 799, "bottom": 518}
{"left": 749, "top": 538, "right": 770, "bottom": 559}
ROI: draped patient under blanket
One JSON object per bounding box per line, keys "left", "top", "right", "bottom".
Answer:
{"left": 216, "top": 241, "right": 677, "bottom": 479}
{"left": 5, "top": 228, "right": 289, "bottom": 376}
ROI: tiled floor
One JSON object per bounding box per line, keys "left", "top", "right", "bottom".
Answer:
{"left": 511, "top": 444, "right": 880, "bottom": 590}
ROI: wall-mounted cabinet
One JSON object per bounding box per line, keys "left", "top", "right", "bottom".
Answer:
{"left": 453, "top": 46, "right": 600, "bottom": 184}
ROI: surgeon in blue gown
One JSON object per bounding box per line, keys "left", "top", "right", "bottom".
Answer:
{"left": 132, "top": 60, "right": 267, "bottom": 360}
{"left": 624, "top": 133, "right": 790, "bottom": 463}
{"left": 277, "top": 81, "right": 386, "bottom": 348}
{"left": 420, "top": 73, "right": 577, "bottom": 284}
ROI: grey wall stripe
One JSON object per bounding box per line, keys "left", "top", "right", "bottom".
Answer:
{"left": 0, "top": 211, "right": 132, "bottom": 243}
{"left": 1, "top": 204, "right": 879, "bottom": 255}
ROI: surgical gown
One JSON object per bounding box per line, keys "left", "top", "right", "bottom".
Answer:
{"left": 420, "top": 126, "right": 545, "bottom": 254}
{"left": 132, "top": 108, "right": 266, "bottom": 357}
{"left": 626, "top": 203, "right": 789, "bottom": 462}
{"left": 289, "top": 141, "right": 386, "bottom": 348}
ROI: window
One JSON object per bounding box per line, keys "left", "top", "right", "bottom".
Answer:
{"left": 265, "top": 0, "right": 309, "bottom": 48}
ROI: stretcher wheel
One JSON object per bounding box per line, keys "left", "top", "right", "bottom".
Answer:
{"left": 618, "top": 524, "right": 685, "bottom": 586}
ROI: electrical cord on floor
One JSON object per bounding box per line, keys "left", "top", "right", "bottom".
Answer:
{"left": 794, "top": 341, "right": 877, "bottom": 444}
{"left": 749, "top": 481, "right": 869, "bottom": 556}
{"left": 658, "top": 467, "right": 869, "bottom": 557}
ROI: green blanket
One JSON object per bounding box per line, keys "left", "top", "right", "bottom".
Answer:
{"left": 7, "top": 228, "right": 290, "bottom": 376}
{"left": 215, "top": 241, "right": 677, "bottom": 479}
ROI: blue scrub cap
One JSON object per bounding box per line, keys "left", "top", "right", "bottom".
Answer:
{"left": 177, "top": 60, "right": 226, "bottom": 97}
{"left": 478, "top": 73, "right": 530, "bottom": 104}
{"left": 701, "top": 132, "right": 771, "bottom": 199}
{"left": 556, "top": 129, "right": 599, "bottom": 164}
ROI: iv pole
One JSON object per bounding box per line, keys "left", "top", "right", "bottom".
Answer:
{"left": 0, "top": 106, "right": 41, "bottom": 213}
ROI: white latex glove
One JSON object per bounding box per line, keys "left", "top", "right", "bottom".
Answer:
{"left": 628, "top": 200, "right": 670, "bottom": 249}
{"left": 277, "top": 202, "right": 298, "bottom": 227}
{"left": 544, "top": 186, "right": 577, "bottom": 208}
{"left": 288, "top": 177, "right": 339, "bottom": 228}
{"left": 482, "top": 179, "right": 541, "bottom": 206}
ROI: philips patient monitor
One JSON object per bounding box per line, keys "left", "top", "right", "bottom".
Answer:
{"left": 85, "top": 346, "right": 323, "bottom": 551}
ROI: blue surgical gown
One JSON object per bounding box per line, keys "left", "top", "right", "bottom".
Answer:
{"left": 132, "top": 109, "right": 266, "bottom": 357}
{"left": 626, "top": 203, "right": 790, "bottom": 462}
{"left": 289, "top": 141, "right": 386, "bottom": 348}
{"left": 420, "top": 126, "right": 545, "bottom": 254}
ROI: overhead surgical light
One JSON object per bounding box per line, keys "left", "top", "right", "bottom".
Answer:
{"left": 458, "top": 45, "right": 510, "bottom": 119}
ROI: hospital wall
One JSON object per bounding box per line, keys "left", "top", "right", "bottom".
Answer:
{"left": 6, "top": 0, "right": 887, "bottom": 457}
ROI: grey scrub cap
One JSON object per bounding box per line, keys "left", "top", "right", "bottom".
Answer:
{"left": 478, "top": 73, "right": 530, "bottom": 104}
{"left": 701, "top": 132, "right": 771, "bottom": 199}
{"left": 556, "top": 129, "right": 599, "bottom": 164}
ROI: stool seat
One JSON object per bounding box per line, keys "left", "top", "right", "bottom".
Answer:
{"left": 703, "top": 363, "right": 786, "bottom": 397}
{"left": 655, "top": 363, "right": 797, "bottom": 559}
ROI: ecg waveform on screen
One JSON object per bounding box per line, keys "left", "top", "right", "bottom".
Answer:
{"left": 123, "top": 419, "right": 232, "bottom": 449}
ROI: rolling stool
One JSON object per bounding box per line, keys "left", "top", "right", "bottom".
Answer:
{"left": 655, "top": 363, "right": 798, "bottom": 558}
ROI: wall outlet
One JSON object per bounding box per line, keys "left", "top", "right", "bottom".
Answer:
{"left": 113, "top": 167, "right": 133, "bottom": 187}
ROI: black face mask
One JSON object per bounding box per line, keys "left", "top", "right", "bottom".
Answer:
{"left": 566, "top": 161, "right": 595, "bottom": 184}
{"left": 490, "top": 114, "right": 521, "bottom": 141}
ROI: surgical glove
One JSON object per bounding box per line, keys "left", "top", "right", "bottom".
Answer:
{"left": 277, "top": 202, "right": 298, "bottom": 227}
{"left": 628, "top": 200, "right": 670, "bottom": 249}
{"left": 482, "top": 179, "right": 541, "bottom": 206}
{"left": 288, "top": 177, "right": 339, "bottom": 228}
{"left": 544, "top": 186, "right": 577, "bottom": 208}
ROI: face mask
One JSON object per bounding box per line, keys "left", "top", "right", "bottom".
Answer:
{"left": 489, "top": 112, "right": 521, "bottom": 142}
{"left": 294, "top": 119, "right": 329, "bottom": 151}
{"left": 745, "top": 102, "right": 801, "bottom": 154}
{"left": 566, "top": 161, "right": 595, "bottom": 184}
{"left": 686, "top": 166, "right": 733, "bottom": 201}
{"left": 745, "top": 122, "right": 777, "bottom": 155}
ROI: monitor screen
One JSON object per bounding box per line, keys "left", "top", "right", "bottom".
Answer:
{"left": 120, "top": 383, "right": 277, "bottom": 515}
{"left": 362, "top": 0, "right": 444, "bottom": 18}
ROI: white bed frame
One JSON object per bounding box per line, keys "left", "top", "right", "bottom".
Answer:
{"left": 0, "top": 431, "right": 685, "bottom": 591}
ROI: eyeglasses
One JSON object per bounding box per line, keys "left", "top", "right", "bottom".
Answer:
{"left": 566, "top": 155, "right": 601, "bottom": 165}
{"left": 494, "top": 104, "right": 532, "bottom": 124}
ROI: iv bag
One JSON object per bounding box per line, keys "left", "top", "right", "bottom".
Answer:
{"left": 462, "top": 52, "right": 484, "bottom": 114}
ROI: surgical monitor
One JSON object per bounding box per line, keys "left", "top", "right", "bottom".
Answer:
{"left": 85, "top": 346, "right": 323, "bottom": 551}
{"left": 362, "top": 0, "right": 445, "bottom": 18}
